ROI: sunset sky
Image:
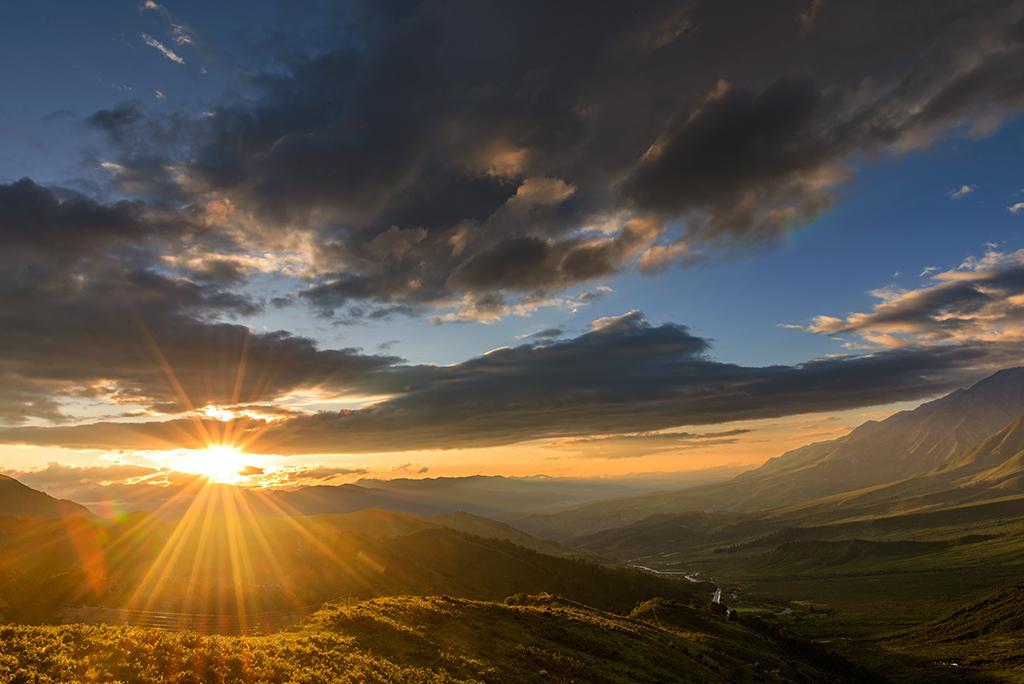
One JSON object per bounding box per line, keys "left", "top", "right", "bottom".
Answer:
{"left": 2, "top": 1, "right": 1024, "bottom": 497}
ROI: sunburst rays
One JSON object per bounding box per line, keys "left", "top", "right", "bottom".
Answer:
{"left": 42, "top": 319, "right": 348, "bottom": 625}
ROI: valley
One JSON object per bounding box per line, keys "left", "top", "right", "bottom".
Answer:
{"left": 506, "top": 368, "right": 1024, "bottom": 681}
{"left": 4, "top": 368, "right": 1024, "bottom": 681}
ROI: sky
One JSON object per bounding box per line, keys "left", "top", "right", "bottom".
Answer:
{"left": 2, "top": 0, "right": 1024, "bottom": 499}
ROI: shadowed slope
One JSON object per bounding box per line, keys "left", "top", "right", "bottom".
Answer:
{"left": 0, "top": 507, "right": 707, "bottom": 620}
{"left": 0, "top": 474, "right": 91, "bottom": 519}
{"left": 881, "top": 585, "right": 1024, "bottom": 681}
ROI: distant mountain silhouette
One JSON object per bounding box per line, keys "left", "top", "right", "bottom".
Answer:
{"left": 60, "top": 469, "right": 742, "bottom": 521}
{"left": 354, "top": 470, "right": 744, "bottom": 517}
{"left": 0, "top": 474, "right": 91, "bottom": 519}
{"left": 518, "top": 367, "right": 1024, "bottom": 539}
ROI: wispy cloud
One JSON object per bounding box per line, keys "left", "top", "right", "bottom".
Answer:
{"left": 1009, "top": 202, "right": 1024, "bottom": 215}
{"left": 806, "top": 247, "right": 1024, "bottom": 349}
{"left": 170, "top": 24, "right": 192, "bottom": 45}
{"left": 140, "top": 33, "right": 185, "bottom": 64}
{"left": 948, "top": 184, "right": 974, "bottom": 199}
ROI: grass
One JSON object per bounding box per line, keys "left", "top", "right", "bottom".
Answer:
{"left": 0, "top": 594, "right": 875, "bottom": 683}
{"left": 873, "top": 585, "right": 1024, "bottom": 682}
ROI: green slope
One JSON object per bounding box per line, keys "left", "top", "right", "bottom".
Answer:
{"left": 879, "top": 585, "right": 1024, "bottom": 681}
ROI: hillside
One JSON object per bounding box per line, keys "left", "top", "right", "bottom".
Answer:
{"left": 0, "top": 473, "right": 91, "bottom": 519}
{"left": 710, "top": 412, "right": 1024, "bottom": 530}
{"left": 429, "top": 511, "right": 593, "bottom": 560}
{"left": 880, "top": 585, "right": 1024, "bottom": 681}
{"left": 0, "top": 507, "right": 708, "bottom": 620}
{"left": 0, "top": 594, "right": 878, "bottom": 683}
{"left": 518, "top": 368, "right": 1024, "bottom": 540}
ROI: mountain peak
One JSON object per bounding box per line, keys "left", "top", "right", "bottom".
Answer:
{"left": 973, "top": 366, "right": 1024, "bottom": 384}
{"left": 721, "top": 366, "right": 1024, "bottom": 507}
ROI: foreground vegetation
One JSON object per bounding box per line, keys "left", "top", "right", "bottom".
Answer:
{"left": 0, "top": 594, "right": 876, "bottom": 683}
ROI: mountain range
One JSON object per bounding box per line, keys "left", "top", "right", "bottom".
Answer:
{"left": 516, "top": 367, "right": 1024, "bottom": 540}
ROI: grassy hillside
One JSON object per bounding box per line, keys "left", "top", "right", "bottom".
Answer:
{"left": 876, "top": 585, "right": 1024, "bottom": 681}
{"left": 0, "top": 594, "right": 877, "bottom": 683}
{"left": 0, "top": 509, "right": 708, "bottom": 621}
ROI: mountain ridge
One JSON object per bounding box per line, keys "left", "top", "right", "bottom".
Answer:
{"left": 517, "top": 367, "right": 1024, "bottom": 540}
{"left": 0, "top": 473, "right": 92, "bottom": 520}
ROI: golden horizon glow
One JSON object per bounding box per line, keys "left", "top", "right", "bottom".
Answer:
{"left": 172, "top": 445, "right": 255, "bottom": 484}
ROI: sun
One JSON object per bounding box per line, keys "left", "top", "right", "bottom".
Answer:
{"left": 173, "top": 445, "right": 256, "bottom": 484}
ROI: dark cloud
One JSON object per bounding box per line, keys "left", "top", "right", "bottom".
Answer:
{"left": 241, "top": 319, "right": 1012, "bottom": 453}
{"left": 83, "top": 1, "right": 1024, "bottom": 316}
{"left": 621, "top": 78, "right": 842, "bottom": 241}
{"left": 8, "top": 311, "right": 1013, "bottom": 454}
{"left": 0, "top": 178, "right": 405, "bottom": 424}
{"left": 552, "top": 428, "right": 755, "bottom": 459}
{"left": 520, "top": 328, "right": 565, "bottom": 342}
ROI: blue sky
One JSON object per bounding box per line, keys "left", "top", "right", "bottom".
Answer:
{"left": 3, "top": 0, "right": 1020, "bottom": 369}
{"left": 1, "top": 1, "right": 1023, "bottom": 485}
{"left": 259, "top": 123, "right": 1024, "bottom": 369}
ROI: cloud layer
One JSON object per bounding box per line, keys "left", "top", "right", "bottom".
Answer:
{"left": 4, "top": 1, "right": 1024, "bottom": 456}
{"left": 4, "top": 311, "right": 1015, "bottom": 454}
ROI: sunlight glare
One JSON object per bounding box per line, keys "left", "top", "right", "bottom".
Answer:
{"left": 173, "top": 445, "right": 255, "bottom": 484}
